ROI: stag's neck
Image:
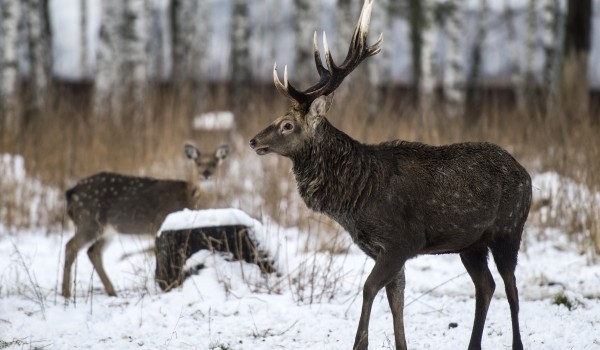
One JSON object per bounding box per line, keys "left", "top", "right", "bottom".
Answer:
{"left": 291, "top": 119, "right": 386, "bottom": 216}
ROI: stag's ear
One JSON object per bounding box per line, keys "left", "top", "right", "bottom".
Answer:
{"left": 308, "top": 95, "right": 334, "bottom": 128}
{"left": 309, "top": 95, "right": 334, "bottom": 116}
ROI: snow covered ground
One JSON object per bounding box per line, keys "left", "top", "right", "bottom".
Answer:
{"left": 0, "top": 154, "right": 599, "bottom": 349}
{"left": 1, "top": 215, "right": 599, "bottom": 349}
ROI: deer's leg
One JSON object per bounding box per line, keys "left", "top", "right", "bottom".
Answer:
{"left": 460, "top": 247, "right": 495, "bottom": 350}
{"left": 63, "top": 230, "right": 93, "bottom": 299}
{"left": 491, "top": 239, "right": 523, "bottom": 350}
{"left": 385, "top": 265, "right": 407, "bottom": 350}
{"left": 354, "top": 253, "right": 406, "bottom": 350}
{"left": 87, "top": 237, "right": 117, "bottom": 296}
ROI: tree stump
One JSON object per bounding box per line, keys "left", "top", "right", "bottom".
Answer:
{"left": 155, "top": 209, "right": 275, "bottom": 292}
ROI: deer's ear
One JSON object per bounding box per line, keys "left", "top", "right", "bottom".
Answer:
{"left": 215, "top": 144, "right": 229, "bottom": 161}
{"left": 309, "top": 95, "right": 334, "bottom": 117}
{"left": 184, "top": 144, "right": 199, "bottom": 160}
{"left": 308, "top": 95, "right": 334, "bottom": 127}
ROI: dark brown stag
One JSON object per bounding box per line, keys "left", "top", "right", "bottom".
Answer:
{"left": 249, "top": 0, "right": 531, "bottom": 349}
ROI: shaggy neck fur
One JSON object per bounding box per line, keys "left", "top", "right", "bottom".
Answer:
{"left": 290, "top": 119, "right": 388, "bottom": 216}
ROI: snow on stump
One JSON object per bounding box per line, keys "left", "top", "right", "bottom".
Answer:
{"left": 155, "top": 208, "right": 275, "bottom": 292}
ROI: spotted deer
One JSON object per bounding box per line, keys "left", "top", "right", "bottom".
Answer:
{"left": 249, "top": 0, "right": 531, "bottom": 349}
{"left": 62, "top": 143, "right": 229, "bottom": 298}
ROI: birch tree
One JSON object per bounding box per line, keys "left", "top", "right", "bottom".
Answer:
{"left": 407, "top": 0, "right": 423, "bottom": 101}
{"left": 294, "top": 0, "right": 319, "bottom": 87}
{"left": 522, "top": 0, "right": 538, "bottom": 115}
{"left": 80, "top": 0, "right": 89, "bottom": 79}
{"left": 367, "top": 0, "right": 390, "bottom": 122}
{"left": 559, "top": 0, "right": 591, "bottom": 121}
{"left": 419, "top": 0, "right": 436, "bottom": 118}
{"left": 230, "top": 0, "right": 250, "bottom": 114}
{"left": 94, "top": 0, "right": 123, "bottom": 121}
{"left": 1, "top": 0, "right": 21, "bottom": 133}
{"left": 442, "top": 1, "right": 465, "bottom": 119}
{"left": 541, "top": 0, "right": 561, "bottom": 116}
{"left": 171, "top": 0, "right": 210, "bottom": 87}
{"left": 123, "top": 0, "right": 149, "bottom": 123}
{"left": 465, "top": 0, "right": 490, "bottom": 123}
{"left": 334, "top": 0, "right": 354, "bottom": 99}
{"left": 25, "top": 0, "right": 52, "bottom": 123}
{"left": 503, "top": 0, "right": 525, "bottom": 115}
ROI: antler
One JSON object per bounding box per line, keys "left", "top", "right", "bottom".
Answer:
{"left": 274, "top": 0, "right": 383, "bottom": 110}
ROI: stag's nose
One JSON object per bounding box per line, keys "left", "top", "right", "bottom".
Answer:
{"left": 249, "top": 138, "right": 257, "bottom": 149}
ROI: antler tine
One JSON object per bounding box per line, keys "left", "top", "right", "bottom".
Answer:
{"left": 273, "top": 0, "right": 381, "bottom": 109}
{"left": 313, "top": 32, "right": 329, "bottom": 77}
{"left": 273, "top": 63, "right": 307, "bottom": 107}
{"left": 322, "top": 31, "right": 337, "bottom": 74}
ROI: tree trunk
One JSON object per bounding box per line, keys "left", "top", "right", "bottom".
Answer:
{"left": 230, "top": 0, "right": 251, "bottom": 115}
{"left": 367, "top": 0, "right": 390, "bottom": 123}
{"left": 80, "top": 0, "right": 88, "bottom": 80}
{"left": 294, "top": 0, "right": 319, "bottom": 87}
{"left": 93, "top": 0, "right": 123, "bottom": 122}
{"left": 465, "top": 0, "right": 489, "bottom": 124}
{"left": 503, "top": 1, "right": 525, "bottom": 115}
{"left": 522, "top": 0, "right": 538, "bottom": 116}
{"left": 541, "top": 0, "right": 561, "bottom": 116}
{"left": 558, "top": 0, "right": 591, "bottom": 121}
{"left": 1, "top": 0, "right": 21, "bottom": 137}
{"left": 407, "top": 0, "right": 423, "bottom": 105}
{"left": 25, "top": 0, "right": 52, "bottom": 125}
{"left": 334, "top": 0, "right": 354, "bottom": 99}
{"left": 442, "top": 0, "right": 465, "bottom": 119}
{"left": 419, "top": 0, "right": 436, "bottom": 121}
{"left": 123, "top": 0, "right": 149, "bottom": 124}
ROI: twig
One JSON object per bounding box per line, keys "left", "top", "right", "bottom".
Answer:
{"left": 405, "top": 272, "right": 467, "bottom": 308}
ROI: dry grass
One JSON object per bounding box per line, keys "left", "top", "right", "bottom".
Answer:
{"left": 0, "top": 83, "right": 599, "bottom": 256}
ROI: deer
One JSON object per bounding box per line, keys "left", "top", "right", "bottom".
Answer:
{"left": 249, "top": 0, "right": 531, "bottom": 349}
{"left": 62, "top": 143, "right": 229, "bottom": 298}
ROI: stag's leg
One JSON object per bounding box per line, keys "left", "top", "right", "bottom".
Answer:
{"left": 491, "top": 239, "right": 523, "bottom": 350}
{"left": 354, "top": 253, "right": 406, "bottom": 350}
{"left": 87, "top": 237, "right": 117, "bottom": 296}
{"left": 385, "top": 266, "right": 407, "bottom": 350}
{"left": 460, "top": 247, "right": 495, "bottom": 350}
{"left": 62, "top": 227, "right": 97, "bottom": 299}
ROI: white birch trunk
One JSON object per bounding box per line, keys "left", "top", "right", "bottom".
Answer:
{"left": 367, "top": 0, "right": 390, "bottom": 122}
{"left": 94, "top": 0, "right": 123, "bottom": 121}
{"left": 541, "top": 0, "right": 560, "bottom": 113}
{"left": 523, "top": 0, "right": 538, "bottom": 112}
{"left": 465, "top": 0, "right": 489, "bottom": 121}
{"left": 231, "top": 0, "right": 250, "bottom": 112}
{"left": 123, "top": 0, "right": 149, "bottom": 123}
{"left": 294, "top": 0, "right": 319, "bottom": 87}
{"left": 442, "top": 1, "right": 465, "bottom": 119}
{"left": 171, "top": 0, "right": 200, "bottom": 84}
{"left": 26, "top": 0, "right": 51, "bottom": 119}
{"left": 419, "top": 0, "right": 436, "bottom": 116}
{"left": 334, "top": 0, "right": 354, "bottom": 99}
{"left": 80, "top": 0, "right": 88, "bottom": 79}
{"left": 503, "top": 0, "right": 524, "bottom": 113}
{"left": 1, "top": 0, "right": 21, "bottom": 130}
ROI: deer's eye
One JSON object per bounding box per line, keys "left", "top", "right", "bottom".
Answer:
{"left": 282, "top": 122, "right": 294, "bottom": 132}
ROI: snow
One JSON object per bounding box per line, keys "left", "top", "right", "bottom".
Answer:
{"left": 2, "top": 224, "right": 599, "bottom": 349}
{"left": 1, "top": 157, "right": 600, "bottom": 349}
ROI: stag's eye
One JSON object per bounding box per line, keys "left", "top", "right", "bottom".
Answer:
{"left": 281, "top": 122, "right": 294, "bottom": 133}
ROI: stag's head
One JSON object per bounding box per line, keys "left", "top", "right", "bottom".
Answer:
{"left": 249, "top": 0, "right": 382, "bottom": 159}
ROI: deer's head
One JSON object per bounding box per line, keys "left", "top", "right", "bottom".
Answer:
{"left": 249, "top": 0, "right": 381, "bottom": 159}
{"left": 184, "top": 143, "right": 229, "bottom": 182}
